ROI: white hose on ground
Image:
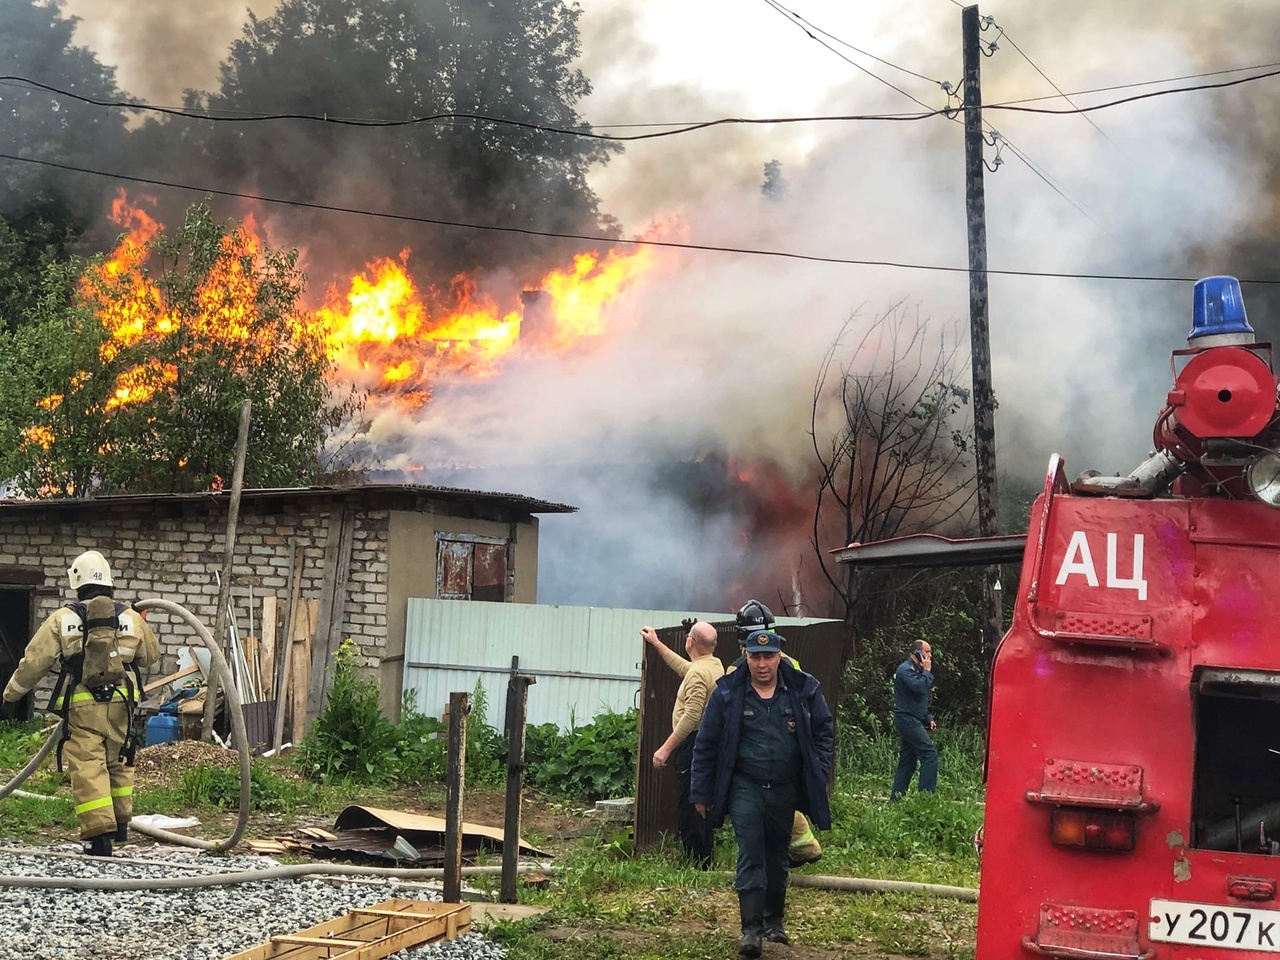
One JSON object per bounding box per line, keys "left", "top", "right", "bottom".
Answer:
{"left": 0, "top": 598, "right": 251, "bottom": 854}
{"left": 789, "top": 873, "right": 978, "bottom": 902}
{"left": 0, "top": 861, "right": 546, "bottom": 890}
{"left": 132, "top": 597, "right": 251, "bottom": 854}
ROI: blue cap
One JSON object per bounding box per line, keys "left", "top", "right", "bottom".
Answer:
{"left": 744, "top": 630, "right": 784, "bottom": 653}
{"left": 1190, "top": 275, "right": 1253, "bottom": 340}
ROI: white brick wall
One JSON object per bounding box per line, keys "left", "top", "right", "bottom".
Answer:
{"left": 6, "top": 500, "right": 392, "bottom": 703}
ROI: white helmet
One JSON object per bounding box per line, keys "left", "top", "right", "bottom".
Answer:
{"left": 68, "top": 550, "right": 113, "bottom": 591}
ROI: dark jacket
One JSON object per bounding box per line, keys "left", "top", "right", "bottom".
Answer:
{"left": 689, "top": 659, "right": 834, "bottom": 831}
{"left": 893, "top": 659, "right": 934, "bottom": 723}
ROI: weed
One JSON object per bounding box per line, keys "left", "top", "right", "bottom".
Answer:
{"left": 176, "top": 762, "right": 315, "bottom": 813}
{"left": 296, "top": 639, "right": 401, "bottom": 784}
{"left": 527, "top": 709, "right": 636, "bottom": 801}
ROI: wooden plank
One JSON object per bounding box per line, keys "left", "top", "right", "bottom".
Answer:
{"left": 289, "top": 598, "right": 317, "bottom": 744}
{"left": 260, "top": 594, "right": 277, "bottom": 698}
{"left": 308, "top": 507, "right": 356, "bottom": 723}
{"left": 242, "top": 635, "right": 260, "bottom": 701}
{"left": 224, "top": 899, "right": 470, "bottom": 960}
{"left": 273, "top": 936, "right": 366, "bottom": 948}
{"left": 143, "top": 664, "right": 201, "bottom": 694}
{"left": 272, "top": 544, "right": 303, "bottom": 751}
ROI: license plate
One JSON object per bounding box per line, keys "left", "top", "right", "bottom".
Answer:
{"left": 1150, "top": 899, "right": 1280, "bottom": 952}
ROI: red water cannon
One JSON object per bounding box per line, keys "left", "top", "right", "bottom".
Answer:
{"left": 1153, "top": 276, "right": 1280, "bottom": 500}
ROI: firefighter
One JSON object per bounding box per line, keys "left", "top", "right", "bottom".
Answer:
{"left": 691, "top": 629, "right": 834, "bottom": 957}
{"left": 731, "top": 599, "right": 824, "bottom": 867}
{"left": 1, "top": 550, "right": 160, "bottom": 856}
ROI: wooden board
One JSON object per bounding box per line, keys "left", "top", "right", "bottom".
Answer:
{"left": 222, "top": 898, "right": 471, "bottom": 960}
{"left": 260, "top": 595, "right": 277, "bottom": 699}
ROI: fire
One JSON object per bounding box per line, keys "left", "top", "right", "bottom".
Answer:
{"left": 318, "top": 246, "right": 655, "bottom": 410}
{"left": 60, "top": 191, "right": 658, "bottom": 429}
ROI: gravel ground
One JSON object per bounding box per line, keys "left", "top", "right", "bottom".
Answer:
{"left": 0, "top": 844, "right": 508, "bottom": 960}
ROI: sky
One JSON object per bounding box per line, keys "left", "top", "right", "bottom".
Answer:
{"left": 47, "top": 0, "right": 1280, "bottom": 608}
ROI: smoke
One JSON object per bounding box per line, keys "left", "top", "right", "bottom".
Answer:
{"left": 59, "top": 0, "right": 280, "bottom": 105}
{"left": 41, "top": 0, "right": 1280, "bottom": 610}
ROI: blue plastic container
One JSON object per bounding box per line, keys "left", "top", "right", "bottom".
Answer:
{"left": 144, "top": 713, "right": 181, "bottom": 747}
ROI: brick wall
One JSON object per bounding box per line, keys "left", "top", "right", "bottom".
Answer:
{"left": 4, "top": 500, "right": 391, "bottom": 700}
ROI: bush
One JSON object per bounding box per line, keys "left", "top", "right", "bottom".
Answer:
{"left": 463, "top": 681, "right": 509, "bottom": 787}
{"left": 297, "top": 640, "right": 401, "bottom": 784}
{"left": 394, "top": 694, "right": 447, "bottom": 784}
{"left": 527, "top": 708, "right": 637, "bottom": 801}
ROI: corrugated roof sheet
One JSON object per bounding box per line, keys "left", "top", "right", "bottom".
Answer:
{"left": 832, "top": 532, "right": 1027, "bottom": 567}
{"left": 0, "top": 482, "right": 577, "bottom": 515}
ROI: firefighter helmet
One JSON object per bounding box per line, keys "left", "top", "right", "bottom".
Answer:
{"left": 735, "top": 599, "right": 776, "bottom": 642}
{"left": 68, "top": 550, "right": 113, "bottom": 591}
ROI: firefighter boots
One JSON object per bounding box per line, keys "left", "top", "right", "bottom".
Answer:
{"left": 764, "top": 887, "right": 789, "bottom": 944}
{"left": 737, "top": 889, "right": 765, "bottom": 958}
{"left": 114, "top": 821, "right": 128, "bottom": 843}
{"left": 81, "top": 833, "right": 112, "bottom": 857}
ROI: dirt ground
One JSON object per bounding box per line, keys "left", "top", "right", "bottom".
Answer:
{"left": 130, "top": 740, "right": 589, "bottom": 847}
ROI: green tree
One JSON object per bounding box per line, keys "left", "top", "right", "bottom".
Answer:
{"left": 0, "top": 202, "right": 364, "bottom": 495}
{"left": 0, "top": 0, "right": 134, "bottom": 328}
{"left": 166, "top": 0, "right": 620, "bottom": 283}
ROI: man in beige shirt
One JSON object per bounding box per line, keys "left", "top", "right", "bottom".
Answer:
{"left": 641, "top": 620, "right": 724, "bottom": 868}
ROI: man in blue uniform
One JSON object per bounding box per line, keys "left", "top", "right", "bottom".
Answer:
{"left": 690, "top": 629, "right": 833, "bottom": 959}
{"left": 890, "top": 639, "right": 937, "bottom": 799}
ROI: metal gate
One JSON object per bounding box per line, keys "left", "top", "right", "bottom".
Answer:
{"left": 634, "top": 618, "right": 845, "bottom": 852}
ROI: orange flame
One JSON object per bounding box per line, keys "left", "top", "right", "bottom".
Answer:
{"left": 64, "top": 191, "right": 658, "bottom": 430}
{"left": 318, "top": 246, "right": 655, "bottom": 410}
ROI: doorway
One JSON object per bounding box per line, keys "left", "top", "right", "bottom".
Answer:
{"left": 0, "top": 587, "right": 34, "bottom": 720}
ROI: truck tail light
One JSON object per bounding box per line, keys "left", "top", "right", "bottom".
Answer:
{"left": 1049, "top": 807, "right": 1136, "bottom": 851}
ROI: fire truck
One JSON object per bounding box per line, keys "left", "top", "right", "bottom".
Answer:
{"left": 978, "top": 276, "right": 1280, "bottom": 959}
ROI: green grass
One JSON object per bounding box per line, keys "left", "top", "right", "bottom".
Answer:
{"left": 495, "top": 726, "right": 984, "bottom": 959}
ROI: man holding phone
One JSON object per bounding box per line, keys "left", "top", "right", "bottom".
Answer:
{"left": 890, "top": 639, "right": 937, "bottom": 800}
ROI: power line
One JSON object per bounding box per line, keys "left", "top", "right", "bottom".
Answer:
{"left": 987, "top": 66, "right": 1280, "bottom": 116}
{"left": 0, "top": 75, "right": 937, "bottom": 137}
{"left": 761, "top": 0, "right": 945, "bottom": 86}
{"left": 998, "top": 138, "right": 1109, "bottom": 232}
{"left": 4, "top": 65, "right": 1280, "bottom": 138}
{"left": 990, "top": 60, "right": 1280, "bottom": 106}
{"left": 3, "top": 150, "right": 1277, "bottom": 286}
{"left": 759, "top": 0, "right": 941, "bottom": 111}
{"left": 999, "top": 30, "right": 1116, "bottom": 146}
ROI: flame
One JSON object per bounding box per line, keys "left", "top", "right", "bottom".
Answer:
{"left": 54, "top": 191, "right": 658, "bottom": 438}
{"left": 86, "top": 192, "right": 172, "bottom": 361}
{"left": 537, "top": 250, "right": 655, "bottom": 350}
{"left": 319, "top": 246, "right": 655, "bottom": 410}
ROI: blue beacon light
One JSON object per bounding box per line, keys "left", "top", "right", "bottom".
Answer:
{"left": 1189, "top": 275, "right": 1253, "bottom": 340}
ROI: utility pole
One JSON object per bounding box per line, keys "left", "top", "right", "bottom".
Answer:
{"left": 962, "top": 5, "right": 1002, "bottom": 658}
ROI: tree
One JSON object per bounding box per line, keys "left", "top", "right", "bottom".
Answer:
{"left": 164, "top": 0, "right": 620, "bottom": 283}
{"left": 0, "top": 202, "right": 365, "bottom": 495}
{"left": 810, "top": 306, "right": 976, "bottom": 636}
{"left": 0, "top": 0, "right": 134, "bottom": 323}
{"left": 808, "top": 307, "right": 985, "bottom": 729}
{"left": 761, "top": 160, "right": 787, "bottom": 201}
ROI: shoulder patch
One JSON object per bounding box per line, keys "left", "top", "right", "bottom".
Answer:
{"left": 117, "top": 614, "right": 138, "bottom": 638}
{"left": 60, "top": 612, "right": 85, "bottom": 639}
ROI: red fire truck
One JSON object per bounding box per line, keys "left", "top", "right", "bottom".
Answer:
{"left": 978, "top": 276, "right": 1280, "bottom": 959}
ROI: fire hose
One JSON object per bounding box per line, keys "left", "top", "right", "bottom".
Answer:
{"left": 0, "top": 597, "right": 251, "bottom": 854}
